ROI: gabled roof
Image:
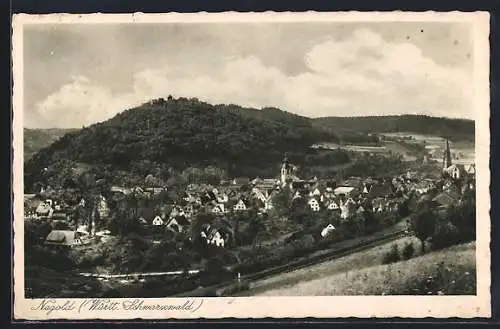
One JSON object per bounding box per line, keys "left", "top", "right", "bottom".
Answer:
{"left": 432, "top": 191, "right": 460, "bottom": 207}
{"left": 340, "top": 177, "right": 363, "bottom": 188}
{"left": 334, "top": 186, "right": 356, "bottom": 195}
{"left": 45, "top": 230, "right": 76, "bottom": 246}
{"left": 167, "top": 215, "right": 189, "bottom": 226}
{"left": 367, "top": 184, "right": 393, "bottom": 199}
{"left": 232, "top": 177, "right": 250, "bottom": 185}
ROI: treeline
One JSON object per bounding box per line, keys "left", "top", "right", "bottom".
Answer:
{"left": 314, "top": 115, "right": 474, "bottom": 141}
{"left": 24, "top": 97, "right": 342, "bottom": 190}
{"left": 24, "top": 128, "right": 78, "bottom": 161}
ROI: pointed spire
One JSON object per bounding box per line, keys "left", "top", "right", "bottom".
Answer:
{"left": 444, "top": 139, "right": 452, "bottom": 168}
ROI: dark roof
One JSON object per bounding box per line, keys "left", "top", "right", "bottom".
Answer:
{"left": 168, "top": 215, "right": 189, "bottom": 226}
{"left": 232, "top": 177, "right": 250, "bottom": 185}
{"left": 367, "top": 184, "right": 394, "bottom": 199}
{"left": 45, "top": 230, "right": 75, "bottom": 245}
{"left": 432, "top": 191, "right": 460, "bottom": 207}
{"left": 339, "top": 178, "right": 363, "bottom": 188}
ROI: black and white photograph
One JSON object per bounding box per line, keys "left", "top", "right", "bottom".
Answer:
{"left": 12, "top": 12, "right": 491, "bottom": 319}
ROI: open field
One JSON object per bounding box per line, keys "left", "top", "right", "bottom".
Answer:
{"left": 246, "top": 241, "right": 475, "bottom": 296}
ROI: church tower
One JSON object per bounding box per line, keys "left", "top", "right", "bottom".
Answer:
{"left": 442, "top": 139, "right": 452, "bottom": 171}
{"left": 280, "top": 156, "right": 290, "bottom": 186}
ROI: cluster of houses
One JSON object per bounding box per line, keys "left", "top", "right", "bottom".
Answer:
{"left": 25, "top": 139, "right": 476, "bottom": 249}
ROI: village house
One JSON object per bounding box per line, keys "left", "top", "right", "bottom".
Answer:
{"left": 138, "top": 217, "right": 148, "bottom": 225}
{"left": 321, "top": 224, "right": 336, "bottom": 238}
{"left": 45, "top": 230, "right": 89, "bottom": 248}
{"left": 36, "top": 200, "right": 54, "bottom": 218}
{"left": 432, "top": 191, "right": 460, "bottom": 210}
{"left": 444, "top": 164, "right": 466, "bottom": 181}
{"left": 333, "top": 186, "right": 358, "bottom": 199}
{"left": 169, "top": 205, "right": 186, "bottom": 219}
{"left": 340, "top": 203, "right": 350, "bottom": 220}
{"left": 152, "top": 215, "right": 164, "bottom": 226}
{"left": 97, "top": 195, "right": 110, "bottom": 219}
{"left": 233, "top": 199, "right": 248, "bottom": 212}
{"left": 308, "top": 198, "right": 321, "bottom": 212}
{"left": 465, "top": 163, "right": 476, "bottom": 176}
{"left": 327, "top": 200, "right": 340, "bottom": 211}
{"left": 208, "top": 230, "right": 225, "bottom": 247}
{"left": 366, "top": 184, "right": 394, "bottom": 200}
{"left": 309, "top": 188, "right": 322, "bottom": 197}
{"left": 110, "top": 186, "right": 133, "bottom": 195}
{"left": 372, "top": 198, "right": 385, "bottom": 213}
{"left": 212, "top": 203, "right": 227, "bottom": 214}
{"left": 166, "top": 215, "right": 189, "bottom": 233}
{"left": 232, "top": 177, "right": 250, "bottom": 187}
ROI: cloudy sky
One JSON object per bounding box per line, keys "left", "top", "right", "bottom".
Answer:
{"left": 23, "top": 22, "right": 474, "bottom": 128}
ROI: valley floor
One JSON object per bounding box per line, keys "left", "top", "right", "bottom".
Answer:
{"left": 240, "top": 240, "right": 476, "bottom": 296}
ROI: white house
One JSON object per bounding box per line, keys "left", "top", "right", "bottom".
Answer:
{"left": 166, "top": 217, "right": 182, "bottom": 232}
{"left": 170, "top": 206, "right": 186, "bottom": 219}
{"left": 362, "top": 185, "right": 369, "bottom": 194}
{"left": 308, "top": 198, "right": 321, "bottom": 212}
{"left": 97, "top": 196, "right": 109, "bottom": 219}
{"left": 334, "top": 186, "right": 356, "bottom": 197}
{"left": 327, "top": 201, "right": 339, "bottom": 211}
{"left": 445, "top": 164, "right": 463, "bottom": 180}
{"left": 345, "top": 198, "right": 356, "bottom": 207}
{"left": 372, "top": 199, "right": 384, "bottom": 213}
{"left": 310, "top": 188, "right": 321, "bottom": 197}
{"left": 233, "top": 200, "right": 247, "bottom": 211}
{"left": 321, "top": 224, "right": 336, "bottom": 238}
{"left": 216, "top": 193, "right": 229, "bottom": 204}
{"left": 152, "top": 216, "right": 164, "bottom": 226}
{"left": 340, "top": 204, "right": 350, "bottom": 219}
{"left": 209, "top": 231, "right": 225, "bottom": 248}
{"left": 212, "top": 204, "right": 226, "bottom": 214}
{"left": 36, "top": 201, "right": 53, "bottom": 217}
{"left": 466, "top": 163, "right": 476, "bottom": 176}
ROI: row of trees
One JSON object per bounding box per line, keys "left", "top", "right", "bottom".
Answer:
{"left": 410, "top": 187, "right": 475, "bottom": 252}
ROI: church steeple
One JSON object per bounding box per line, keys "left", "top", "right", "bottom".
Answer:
{"left": 280, "top": 155, "right": 290, "bottom": 186}
{"left": 443, "top": 139, "right": 452, "bottom": 170}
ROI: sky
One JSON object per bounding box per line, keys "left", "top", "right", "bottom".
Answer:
{"left": 23, "top": 22, "right": 474, "bottom": 128}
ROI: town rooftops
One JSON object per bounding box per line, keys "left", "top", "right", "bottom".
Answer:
{"left": 367, "top": 184, "right": 394, "bottom": 199}
{"left": 334, "top": 186, "right": 357, "bottom": 195}
{"left": 340, "top": 177, "right": 363, "bottom": 188}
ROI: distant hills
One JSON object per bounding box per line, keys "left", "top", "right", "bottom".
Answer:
{"left": 313, "top": 115, "right": 474, "bottom": 141}
{"left": 24, "top": 128, "right": 78, "bottom": 162}
{"left": 24, "top": 97, "right": 475, "bottom": 190}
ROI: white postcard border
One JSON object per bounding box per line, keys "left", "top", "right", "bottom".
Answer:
{"left": 12, "top": 11, "right": 491, "bottom": 320}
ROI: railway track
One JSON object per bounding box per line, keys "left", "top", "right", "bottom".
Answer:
{"left": 174, "top": 229, "right": 408, "bottom": 297}
{"left": 243, "top": 229, "right": 407, "bottom": 285}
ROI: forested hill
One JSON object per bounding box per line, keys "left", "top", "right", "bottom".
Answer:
{"left": 24, "top": 97, "right": 335, "bottom": 188}
{"left": 314, "top": 115, "right": 474, "bottom": 141}
{"left": 24, "top": 128, "right": 78, "bottom": 161}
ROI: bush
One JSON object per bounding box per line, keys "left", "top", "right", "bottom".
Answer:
{"left": 430, "top": 221, "right": 461, "bottom": 251}
{"left": 26, "top": 245, "right": 76, "bottom": 271}
{"left": 402, "top": 242, "right": 415, "bottom": 260}
{"left": 25, "top": 220, "right": 52, "bottom": 247}
{"left": 382, "top": 243, "right": 401, "bottom": 264}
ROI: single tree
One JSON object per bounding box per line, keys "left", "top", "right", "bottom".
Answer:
{"left": 409, "top": 201, "right": 436, "bottom": 253}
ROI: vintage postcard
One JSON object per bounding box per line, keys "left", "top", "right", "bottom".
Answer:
{"left": 12, "top": 12, "right": 491, "bottom": 320}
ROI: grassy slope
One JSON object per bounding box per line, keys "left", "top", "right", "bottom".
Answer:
{"left": 249, "top": 241, "right": 476, "bottom": 296}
